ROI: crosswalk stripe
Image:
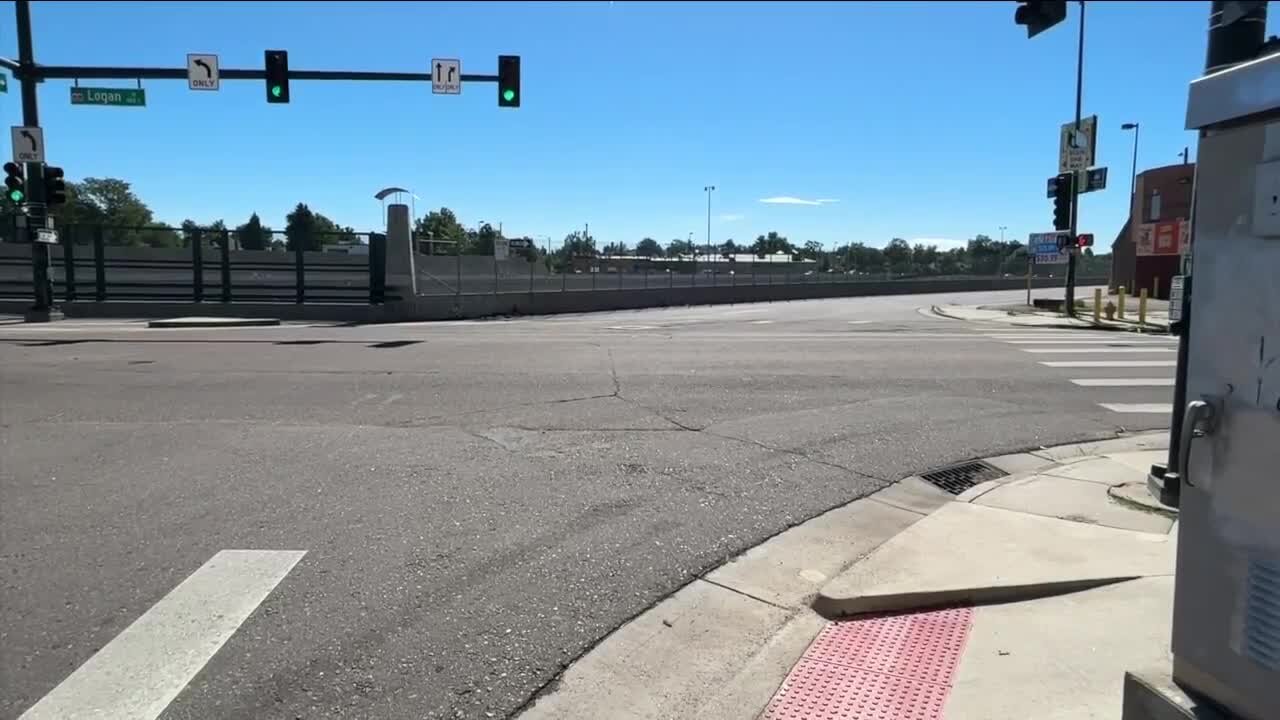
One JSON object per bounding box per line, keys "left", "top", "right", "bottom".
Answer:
{"left": 19, "top": 549, "right": 306, "bottom": 720}
{"left": 1018, "top": 345, "right": 1172, "bottom": 351}
{"left": 1040, "top": 360, "right": 1177, "bottom": 368}
{"left": 1099, "top": 403, "right": 1174, "bottom": 414}
{"left": 1071, "top": 378, "right": 1175, "bottom": 387}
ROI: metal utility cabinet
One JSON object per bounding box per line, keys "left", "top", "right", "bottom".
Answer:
{"left": 1171, "top": 47, "right": 1280, "bottom": 720}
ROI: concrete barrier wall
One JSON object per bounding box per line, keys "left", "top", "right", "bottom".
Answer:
{"left": 1, "top": 275, "right": 1104, "bottom": 323}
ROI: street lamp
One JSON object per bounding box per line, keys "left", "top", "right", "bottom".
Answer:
{"left": 1121, "top": 122, "right": 1140, "bottom": 201}
{"left": 999, "top": 225, "right": 1008, "bottom": 243}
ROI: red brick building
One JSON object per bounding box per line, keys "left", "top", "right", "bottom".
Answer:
{"left": 1109, "top": 162, "right": 1194, "bottom": 299}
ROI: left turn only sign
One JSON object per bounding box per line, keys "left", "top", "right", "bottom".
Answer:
{"left": 187, "top": 54, "right": 220, "bottom": 91}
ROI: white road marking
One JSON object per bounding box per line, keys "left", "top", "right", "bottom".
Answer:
{"left": 1099, "top": 403, "right": 1174, "bottom": 414}
{"left": 1071, "top": 378, "right": 1175, "bottom": 387}
{"left": 847, "top": 320, "right": 873, "bottom": 325}
{"left": 1000, "top": 339, "right": 1174, "bottom": 345}
{"left": 749, "top": 320, "right": 774, "bottom": 325}
{"left": 1021, "top": 347, "right": 1175, "bottom": 354}
{"left": 1040, "top": 360, "right": 1177, "bottom": 368}
{"left": 19, "top": 549, "right": 306, "bottom": 720}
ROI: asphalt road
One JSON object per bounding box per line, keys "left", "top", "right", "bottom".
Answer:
{"left": 0, "top": 286, "right": 1171, "bottom": 720}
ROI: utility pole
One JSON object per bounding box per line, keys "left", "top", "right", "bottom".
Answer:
{"left": 1180, "top": 146, "right": 1190, "bottom": 164}
{"left": 1063, "top": 0, "right": 1085, "bottom": 317}
{"left": 15, "top": 0, "right": 52, "bottom": 321}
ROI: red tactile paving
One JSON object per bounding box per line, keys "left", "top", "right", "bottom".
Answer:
{"left": 762, "top": 607, "right": 974, "bottom": 720}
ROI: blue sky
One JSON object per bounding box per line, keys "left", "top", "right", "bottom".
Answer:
{"left": 1, "top": 1, "right": 1243, "bottom": 250}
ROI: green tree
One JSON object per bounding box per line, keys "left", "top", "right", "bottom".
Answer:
{"left": 50, "top": 177, "right": 175, "bottom": 246}
{"left": 666, "top": 238, "right": 695, "bottom": 257}
{"left": 285, "top": 203, "right": 323, "bottom": 252}
{"left": 635, "top": 237, "right": 663, "bottom": 257}
{"left": 938, "top": 248, "right": 965, "bottom": 275}
{"left": 751, "top": 231, "right": 793, "bottom": 257}
{"left": 799, "top": 240, "right": 823, "bottom": 260}
{"left": 601, "top": 241, "right": 631, "bottom": 256}
{"left": 883, "top": 238, "right": 913, "bottom": 274}
{"left": 235, "top": 212, "right": 271, "bottom": 251}
{"left": 911, "top": 243, "right": 939, "bottom": 274}
{"left": 415, "top": 207, "right": 466, "bottom": 254}
{"left": 718, "top": 239, "right": 740, "bottom": 257}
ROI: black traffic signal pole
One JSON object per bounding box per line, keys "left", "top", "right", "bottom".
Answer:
{"left": 14, "top": 0, "right": 51, "bottom": 318}
{"left": 8, "top": 0, "right": 506, "bottom": 317}
{"left": 1063, "top": 0, "right": 1085, "bottom": 317}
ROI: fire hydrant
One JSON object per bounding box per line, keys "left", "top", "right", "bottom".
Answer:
{"left": 1104, "top": 300, "right": 1117, "bottom": 320}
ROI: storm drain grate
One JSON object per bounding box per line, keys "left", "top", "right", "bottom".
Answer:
{"left": 918, "top": 460, "right": 1007, "bottom": 495}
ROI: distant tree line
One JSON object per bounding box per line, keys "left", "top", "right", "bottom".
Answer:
{"left": 4, "top": 187, "right": 1110, "bottom": 276}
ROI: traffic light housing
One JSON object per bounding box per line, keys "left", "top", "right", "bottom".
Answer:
{"left": 44, "top": 166, "right": 66, "bottom": 206}
{"left": 1052, "top": 171, "right": 1073, "bottom": 231}
{"left": 1015, "top": 0, "right": 1067, "bottom": 39}
{"left": 498, "top": 54, "right": 520, "bottom": 107}
{"left": 265, "top": 50, "right": 290, "bottom": 103}
{"left": 1076, "top": 233, "right": 1094, "bottom": 249}
{"left": 4, "top": 162, "right": 24, "bottom": 203}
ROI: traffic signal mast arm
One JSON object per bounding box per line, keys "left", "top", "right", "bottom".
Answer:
{"left": 9, "top": 62, "right": 501, "bottom": 84}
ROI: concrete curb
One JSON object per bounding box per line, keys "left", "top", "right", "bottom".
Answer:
{"left": 811, "top": 576, "right": 1140, "bottom": 619}
{"left": 147, "top": 317, "right": 282, "bottom": 328}
{"left": 930, "top": 304, "right": 1169, "bottom": 334}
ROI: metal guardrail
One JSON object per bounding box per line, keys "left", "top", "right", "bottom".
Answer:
{"left": 0, "top": 223, "right": 393, "bottom": 305}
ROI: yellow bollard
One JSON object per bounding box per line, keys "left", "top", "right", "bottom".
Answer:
{"left": 1153, "top": 276, "right": 1161, "bottom": 300}
{"left": 1139, "top": 289, "right": 1148, "bottom": 327}
{"left": 1118, "top": 286, "right": 1127, "bottom": 319}
{"left": 1094, "top": 288, "right": 1102, "bottom": 323}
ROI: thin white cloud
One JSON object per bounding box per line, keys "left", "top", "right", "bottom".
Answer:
{"left": 758, "top": 196, "right": 839, "bottom": 206}
{"left": 907, "top": 237, "right": 968, "bottom": 250}
{"left": 717, "top": 213, "right": 745, "bottom": 222}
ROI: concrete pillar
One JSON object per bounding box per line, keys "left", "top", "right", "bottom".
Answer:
{"left": 386, "top": 203, "right": 417, "bottom": 296}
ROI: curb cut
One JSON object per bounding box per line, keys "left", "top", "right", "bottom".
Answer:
{"left": 812, "top": 576, "right": 1141, "bottom": 619}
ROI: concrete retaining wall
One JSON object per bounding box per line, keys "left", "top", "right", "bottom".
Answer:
{"left": 0, "top": 276, "right": 1106, "bottom": 324}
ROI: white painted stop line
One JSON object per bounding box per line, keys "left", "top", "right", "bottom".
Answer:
{"left": 1071, "top": 378, "right": 1175, "bottom": 387}
{"left": 1040, "top": 360, "right": 1177, "bottom": 368}
{"left": 1099, "top": 403, "right": 1174, "bottom": 414}
{"left": 1021, "top": 347, "right": 1176, "bottom": 354}
{"left": 19, "top": 550, "right": 306, "bottom": 720}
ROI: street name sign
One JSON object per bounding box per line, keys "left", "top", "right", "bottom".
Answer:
{"left": 70, "top": 86, "right": 146, "bottom": 107}
{"left": 10, "top": 125, "right": 43, "bottom": 163}
{"left": 187, "top": 54, "right": 220, "bottom": 91}
{"left": 432, "top": 58, "right": 461, "bottom": 94}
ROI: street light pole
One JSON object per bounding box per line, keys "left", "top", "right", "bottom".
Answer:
{"left": 999, "top": 225, "right": 1008, "bottom": 243}
{"left": 1121, "top": 122, "right": 1140, "bottom": 201}
{"left": 704, "top": 185, "right": 715, "bottom": 257}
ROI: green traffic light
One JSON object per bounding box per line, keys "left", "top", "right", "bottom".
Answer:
{"left": 8, "top": 189, "right": 22, "bottom": 203}
{"left": 271, "top": 85, "right": 283, "bottom": 98}
{"left": 502, "top": 88, "right": 516, "bottom": 103}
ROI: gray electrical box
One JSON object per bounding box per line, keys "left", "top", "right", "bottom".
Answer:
{"left": 1171, "top": 48, "right": 1280, "bottom": 720}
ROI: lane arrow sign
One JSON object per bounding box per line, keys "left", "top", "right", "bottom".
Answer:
{"left": 194, "top": 59, "right": 212, "bottom": 78}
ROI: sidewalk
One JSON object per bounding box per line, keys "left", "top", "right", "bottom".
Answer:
{"left": 517, "top": 431, "right": 1180, "bottom": 720}
{"left": 933, "top": 299, "right": 1170, "bottom": 333}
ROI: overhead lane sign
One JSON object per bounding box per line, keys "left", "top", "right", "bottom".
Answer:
{"left": 187, "top": 54, "right": 220, "bottom": 91}
{"left": 432, "top": 58, "right": 460, "bottom": 94}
